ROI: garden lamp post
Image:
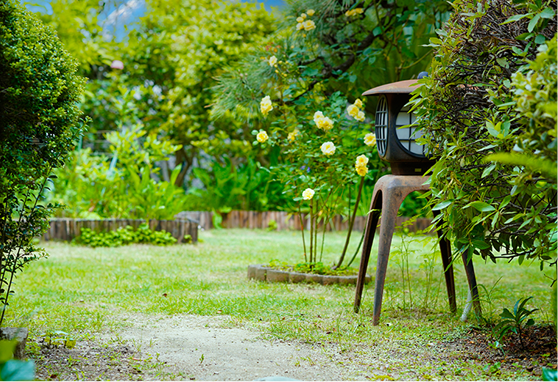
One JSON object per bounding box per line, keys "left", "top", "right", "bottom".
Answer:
{"left": 353, "top": 75, "right": 481, "bottom": 325}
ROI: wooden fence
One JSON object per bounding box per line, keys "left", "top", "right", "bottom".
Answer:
{"left": 181, "top": 211, "right": 433, "bottom": 233}
{"left": 43, "top": 218, "right": 198, "bottom": 243}
{"left": 43, "top": 212, "right": 432, "bottom": 243}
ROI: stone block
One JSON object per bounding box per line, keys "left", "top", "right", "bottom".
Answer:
{"left": 321, "top": 275, "right": 339, "bottom": 285}
{"left": 255, "top": 266, "right": 267, "bottom": 281}
{"left": 0, "top": 327, "right": 28, "bottom": 359}
{"left": 336, "top": 276, "right": 355, "bottom": 285}
{"left": 288, "top": 272, "right": 306, "bottom": 283}
{"left": 305, "top": 273, "right": 322, "bottom": 284}
{"left": 247, "top": 264, "right": 261, "bottom": 279}
{"left": 266, "top": 269, "right": 289, "bottom": 283}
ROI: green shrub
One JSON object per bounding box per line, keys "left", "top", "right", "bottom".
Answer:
{"left": 73, "top": 224, "right": 177, "bottom": 247}
{"left": 0, "top": 0, "right": 85, "bottom": 326}
{"left": 413, "top": 0, "right": 556, "bottom": 270}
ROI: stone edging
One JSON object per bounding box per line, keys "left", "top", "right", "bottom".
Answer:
{"left": 247, "top": 265, "right": 371, "bottom": 285}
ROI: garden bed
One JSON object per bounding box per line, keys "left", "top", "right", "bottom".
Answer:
{"left": 43, "top": 218, "right": 198, "bottom": 244}
{"left": 247, "top": 264, "right": 371, "bottom": 285}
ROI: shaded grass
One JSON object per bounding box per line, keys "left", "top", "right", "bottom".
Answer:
{"left": 4, "top": 228, "right": 556, "bottom": 380}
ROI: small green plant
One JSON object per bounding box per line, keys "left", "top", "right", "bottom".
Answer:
{"left": 73, "top": 224, "right": 177, "bottom": 247}
{"left": 42, "top": 330, "right": 76, "bottom": 349}
{"left": 267, "top": 219, "right": 277, "bottom": 232}
{"left": 183, "top": 234, "right": 193, "bottom": 244}
{"left": 493, "top": 296, "right": 538, "bottom": 349}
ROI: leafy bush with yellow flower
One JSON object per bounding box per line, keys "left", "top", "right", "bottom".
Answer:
{"left": 213, "top": 0, "right": 451, "bottom": 269}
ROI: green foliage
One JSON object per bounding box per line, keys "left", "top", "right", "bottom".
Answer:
{"left": 493, "top": 296, "right": 538, "bottom": 349}
{"left": 49, "top": 88, "right": 190, "bottom": 220}
{"left": 73, "top": 224, "right": 177, "bottom": 248}
{"left": 41, "top": 330, "right": 76, "bottom": 349}
{"left": 412, "top": 0, "right": 557, "bottom": 270}
{"left": 188, "top": 156, "right": 293, "bottom": 213}
{"left": 0, "top": 0, "right": 85, "bottom": 326}
{"left": 0, "top": 340, "right": 34, "bottom": 381}
{"left": 212, "top": 0, "right": 452, "bottom": 267}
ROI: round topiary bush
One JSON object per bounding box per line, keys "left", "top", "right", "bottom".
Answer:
{"left": 0, "top": 0, "right": 86, "bottom": 325}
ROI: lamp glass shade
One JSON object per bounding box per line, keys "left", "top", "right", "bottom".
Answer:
{"left": 375, "top": 95, "right": 388, "bottom": 156}
{"left": 395, "top": 105, "right": 425, "bottom": 156}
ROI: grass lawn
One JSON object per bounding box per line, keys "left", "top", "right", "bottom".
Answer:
{"left": 3, "top": 228, "right": 557, "bottom": 380}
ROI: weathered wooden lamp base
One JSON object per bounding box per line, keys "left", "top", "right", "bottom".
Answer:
{"left": 353, "top": 174, "right": 481, "bottom": 325}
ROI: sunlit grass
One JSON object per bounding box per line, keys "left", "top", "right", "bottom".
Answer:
{"left": 4, "top": 228, "right": 555, "bottom": 380}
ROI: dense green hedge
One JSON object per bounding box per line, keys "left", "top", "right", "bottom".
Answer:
{"left": 413, "top": 0, "right": 556, "bottom": 269}
{"left": 0, "top": 0, "right": 86, "bottom": 325}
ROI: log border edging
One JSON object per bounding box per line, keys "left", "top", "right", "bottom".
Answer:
{"left": 247, "top": 264, "right": 371, "bottom": 285}
{"left": 43, "top": 218, "right": 198, "bottom": 244}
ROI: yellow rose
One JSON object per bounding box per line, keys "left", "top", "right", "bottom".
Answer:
{"left": 257, "top": 130, "right": 268, "bottom": 143}
{"left": 345, "top": 9, "right": 355, "bottom": 17}
{"left": 288, "top": 129, "right": 299, "bottom": 142}
{"left": 302, "top": 188, "right": 315, "bottom": 200}
{"left": 303, "top": 20, "right": 315, "bottom": 31}
{"left": 269, "top": 56, "right": 277, "bottom": 67}
{"left": 347, "top": 104, "right": 359, "bottom": 118}
{"left": 355, "top": 8, "right": 364, "bottom": 14}
{"left": 296, "top": 22, "right": 304, "bottom": 31}
{"left": 355, "top": 164, "right": 368, "bottom": 177}
{"left": 320, "top": 141, "right": 336, "bottom": 155}
{"left": 296, "top": 16, "right": 304, "bottom": 23}
{"left": 315, "top": 116, "right": 334, "bottom": 131}
{"left": 354, "top": 99, "right": 363, "bottom": 108}
{"left": 364, "top": 132, "right": 376, "bottom": 146}
{"left": 260, "top": 95, "right": 273, "bottom": 115}
{"left": 355, "top": 110, "right": 365, "bottom": 122}
{"left": 313, "top": 111, "right": 324, "bottom": 122}
{"left": 356, "top": 154, "right": 369, "bottom": 166}
{"left": 306, "top": 9, "right": 315, "bottom": 16}
{"left": 300, "top": 13, "right": 307, "bottom": 19}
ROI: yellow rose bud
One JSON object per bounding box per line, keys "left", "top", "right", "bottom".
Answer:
{"left": 257, "top": 130, "right": 268, "bottom": 143}
{"left": 260, "top": 95, "right": 273, "bottom": 116}
{"left": 356, "top": 154, "right": 369, "bottom": 166}
{"left": 306, "top": 9, "right": 315, "bottom": 16}
{"left": 320, "top": 141, "right": 336, "bottom": 156}
{"left": 354, "top": 99, "right": 363, "bottom": 108}
{"left": 303, "top": 20, "right": 315, "bottom": 31}
{"left": 364, "top": 133, "right": 376, "bottom": 147}
{"left": 347, "top": 104, "right": 359, "bottom": 118}
{"left": 355, "top": 110, "right": 365, "bottom": 122}
{"left": 355, "top": 164, "right": 368, "bottom": 177}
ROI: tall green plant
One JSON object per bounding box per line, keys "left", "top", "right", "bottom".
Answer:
{"left": 0, "top": 0, "right": 86, "bottom": 326}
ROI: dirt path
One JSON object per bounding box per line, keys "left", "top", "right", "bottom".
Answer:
{"left": 99, "top": 314, "right": 356, "bottom": 381}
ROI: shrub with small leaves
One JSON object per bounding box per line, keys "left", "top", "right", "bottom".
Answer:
{"left": 412, "top": 0, "right": 556, "bottom": 271}
{"left": 74, "top": 224, "right": 177, "bottom": 247}
{"left": 0, "top": 0, "right": 86, "bottom": 326}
